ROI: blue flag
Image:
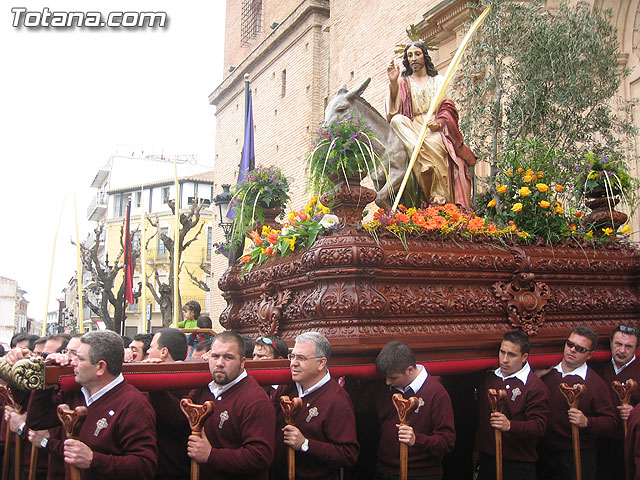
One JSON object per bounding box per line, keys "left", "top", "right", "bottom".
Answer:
{"left": 227, "top": 90, "right": 255, "bottom": 221}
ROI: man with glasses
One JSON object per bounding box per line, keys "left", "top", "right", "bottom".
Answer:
{"left": 596, "top": 325, "right": 640, "bottom": 480}
{"left": 272, "top": 332, "right": 359, "bottom": 480}
{"left": 537, "top": 325, "right": 616, "bottom": 480}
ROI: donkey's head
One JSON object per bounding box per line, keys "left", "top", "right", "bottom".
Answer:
{"left": 323, "top": 78, "right": 371, "bottom": 126}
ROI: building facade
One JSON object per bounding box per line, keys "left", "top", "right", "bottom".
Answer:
{"left": 0, "top": 276, "right": 29, "bottom": 344}
{"left": 208, "top": 0, "right": 640, "bottom": 322}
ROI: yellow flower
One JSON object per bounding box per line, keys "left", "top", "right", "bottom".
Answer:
{"left": 261, "top": 225, "right": 272, "bottom": 235}
{"left": 505, "top": 170, "right": 513, "bottom": 176}
{"left": 538, "top": 200, "right": 550, "bottom": 208}
{"left": 519, "top": 187, "right": 531, "bottom": 197}
{"left": 496, "top": 185, "right": 507, "bottom": 195}
{"left": 537, "top": 171, "right": 544, "bottom": 177}
{"left": 487, "top": 199, "right": 497, "bottom": 208}
{"left": 602, "top": 227, "right": 614, "bottom": 236}
{"left": 555, "top": 184, "right": 564, "bottom": 192}
{"left": 525, "top": 168, "right": 534, "bottom": 176}
{"left": 555, "top": 206, "right": 564, "bottom": 214}
{"left": 585, "top": 230, "right": 594, "bottom": 240}
{"left": 531, "top": 175, "right": 538, "bottom": 182}
{"left": 523, "top": 175, "right": 532, "bottom": 183}
{"left": 621, "top": 223, "right": 632, "bottom": 235}
{"left": 318, "top": 202, "right": 330, "bottom": 214}
{"left": 536, "top": 183, "right": 549, "bottom": 193}
{"left": 512, "top": 203, "right": 523, "bottom": 212}
{"left": 517, "top": 168, "right": 524, "bottom": 174}
{"left": 282, "top": 236, "right": 297, "bottom": 251}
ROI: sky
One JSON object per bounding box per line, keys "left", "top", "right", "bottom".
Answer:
{"left": 0, "top": 1, "right": 226, "bottom": 322}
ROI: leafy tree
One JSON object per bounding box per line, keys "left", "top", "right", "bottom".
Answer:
{"left": 456, "top": 0, "right": 636, "bottom": 206}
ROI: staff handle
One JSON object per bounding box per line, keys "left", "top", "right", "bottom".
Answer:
{"left": 279, "top": 396, "right": 303, "bottom": 480}
{"left": 0, "top": 386, "right": 17, "bottom": 480}
{"left": 559, "top": 383, "right": 586, "bottom": 480}
{"left": 487, "top": 388, "right": 508, "bottom": 480}
{"left": 56, "top": 404, "right": 88, "bottom": 480}
{"left": 392, "top": 393, "right": 419, "bottom": 480}
{"left": 179, "top": 398, "right": 215, "bottom": 480}
{"left": 612, "top": 379, "right": 638, "bottom": 437}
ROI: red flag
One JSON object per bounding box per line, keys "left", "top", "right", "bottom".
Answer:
{"left": 124, "top": 203, "right": 134, "bottom": 304}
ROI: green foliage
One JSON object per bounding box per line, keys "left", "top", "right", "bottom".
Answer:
{"left": 456, "top": 0, "right": 637, "bottom": 208}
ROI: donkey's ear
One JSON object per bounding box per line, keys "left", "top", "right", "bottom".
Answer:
{"left": 346, "top": 78, "right": 371, "bottom": 100}
{"left": 337, "top": 84, "right": 349, "bottom": 95}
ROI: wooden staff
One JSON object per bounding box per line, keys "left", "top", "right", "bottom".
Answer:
{"left": 392, "top": 393, "right": 419, "bottom": 480}
{"left": 612, "top": 379, "right": 638, "bottom": 437}
{"left": 56, "top": 404, "right": 88, "bottom": 480}
{"left": 487, "top": 388, "right": 508, "bottom": 480}
{"left": 559, "top": 383, "right": 586, "bottom": 480}
{"left": 0, "top": 386, "right": 17, "bottom": 480}
{"left": 180, "top": 398, "right": 214, "bottom": 480}
{"left": 279, "top": 396, "right": 303, "bottom": 480}
{"left": 27, "top": 443, "right": 38, "bottom": 480}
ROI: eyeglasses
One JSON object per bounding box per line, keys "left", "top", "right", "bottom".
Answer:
{"left": 61, "top": 349, "right": 78, "bottom": 358}
{"left": 287, "top": 353, "right": 324, "bottom": 362}
{"left": 257, "top": 337, "right": 274, "bottom": 346}
{"left": 616, "top": 325, "right": 639, "bottom": 335}
{"left": 565, "top": 340, "right": 591, "bottom": 354}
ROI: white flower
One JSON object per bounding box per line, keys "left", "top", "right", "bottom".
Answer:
{"left": 280, "top": 226, "right": 291, "bottom": 236}
{"left": 319, "top": 214, "right": 339, "bottom": 229}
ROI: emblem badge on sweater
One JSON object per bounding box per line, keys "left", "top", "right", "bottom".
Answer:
{"left": 219, "top": 411, "right": 229, "bottom": 429}
{"left": 306, "top": 407, "right": 319, "bottom": 423}
{"left": 414, "top": 398, "right": 425, "bottom": 414}
{"left": 511, "top": 387, "right": 522, "bottom": 401}
{"left": 94, "top": 418, "right": 108, "bottom": 436}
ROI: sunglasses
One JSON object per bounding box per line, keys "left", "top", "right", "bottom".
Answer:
{"left": 616, "top": 325, "right": 639, "bottom": 335}
{"left": 256, "top": 337, "right": 274, "bottom": 346}
{"left": 565, "top": 340, "right": 591, "bottom": 354}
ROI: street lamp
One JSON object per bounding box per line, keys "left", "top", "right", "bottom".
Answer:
{"left": 214, "top": 184, "right": 234, "bottom": 243}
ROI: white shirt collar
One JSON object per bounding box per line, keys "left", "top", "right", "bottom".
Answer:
{"left": 296, "top": 370, "right": 331, "bottom": 398}
{"left": 494, "top": 362, "right": 531, "bottom": 385}
{"left": 393, "top": 364, "right": 428, "bottom": 394}
{"left": 81, "top": 374, "right": 124, "bottom": 406}
{"left": 612, "top": 355, "right": 636, "bottom": 375}
{"left": 553, "top": 361, "right": 588, "bottom": 380}
{"left": 208, "top": 369, "right": 247, "bottom": 399}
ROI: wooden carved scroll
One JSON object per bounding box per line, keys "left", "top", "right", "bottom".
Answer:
{"left": 559, "top": 383, "right": 586, "bottom": 480}
{"left": 612, "top": 379, "right": 637, "bottom": 437}
{"left": 180, "top": 398, "right": 214, "bottom": 480}
{"left": 487, "top": 389, "right": 508, "bottom": 480}
{"left": 279, "top": 396, "right": 303, "bottom": 480}
{"left": 56, "top": 404, "right": 88, "bottom": 480}
{"left": 392, "top": 394, "right": 419, "bottom": 480}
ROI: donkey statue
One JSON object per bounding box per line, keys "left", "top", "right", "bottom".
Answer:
{"left": 323, "top": 78, "right": 410, "bottom": 210}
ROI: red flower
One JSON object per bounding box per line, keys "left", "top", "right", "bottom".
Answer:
{"left": 266, "top": 231, "right": 279, "bottom": 244}
{"left": 395, "top": 212, "right": 410, "bottom": 223}
{"left": 249, "top": 230, "right": 263, "bottom": 246}
{"left": 239, "top": 255, "right": 251, "bottom": 263}
{"left": 297, "top": 211, "right": 308, "bottom": 222}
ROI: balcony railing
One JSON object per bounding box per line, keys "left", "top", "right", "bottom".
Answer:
{"left": 87, "top": 192, "right": 108, "bottom": 221}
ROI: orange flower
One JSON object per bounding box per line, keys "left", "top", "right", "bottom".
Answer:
{"left": 555, "top": 184, "right": 564, "bottom": 192}
{"left": 373, "top": 208, "right": 386, "bottom": 220}
{"left": 444, "top": 203, "right": 459, "bottom": 213}
{"left": 395, "top": 212, "right": 410, "bottom": 223}
{"left": 249, "top": 230, "right": 263, "bottom": 246}
{"left": 297, "top": 211, "right": 308, "bottom": 222}
{"left": 496, "top": 185, "right": 507, "bottom": 195}
{"left": 266, "top": 231, "right": 279, "bottom": 244}
{"left": 261, "top": 246, "right": 274, "bottom": 256}
{"left": 398, "top": 205, "right": 408, "bottom": 212}
{"left": 412, "top": 213, "right": 428, "bottom": 228}
{"left": 239, "top": 254, "right": 252, "bottom": 263}
{"left": 468, "top": 217, "right": 485, "bottom": 231}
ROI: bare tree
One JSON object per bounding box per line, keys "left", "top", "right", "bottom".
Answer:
{"left": 186, "top": 259, "right": 211, "bottom": 292}
{"left": 146, "top": 198, "right": 207, "bottom": 327}
{"left": 79, "top": 223, "right": 140, "bottom": 333}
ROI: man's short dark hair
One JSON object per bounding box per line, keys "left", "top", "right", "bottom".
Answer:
{"left": 213, "top": 331, "right": 246, "bottom": 357}
{"left": 256, "top": 335, "right": 289, "bottom": 359}
{"left": 157, "top": 328, "right": 188, "bottom": 361}
{"left": 194, "top": 339, "right": 212, "bottom": 353}
{"left": 611, "top": 325, "right": 640, "bottom": 346}
{"left": 375, "top": 341, "right": 416, "bottom": 376}
{"left": 502, "top": 330, "right": 530, "bottom": 355}
{"left": 11, "top": 333, "right": 40, "bottom": 351}
{"left": 197, "top": 316, "right": 212, "bottom": 329}
{"left": 121, "top": 335, "right": 133, "bottom": 348}
{"left": 133, "top": 333, "right": 153, "bottom": 356}
{"left": 240, "top": 334, "right": 255, "bottom": 358}
{"left": 572, "top": 325, "right": 599, "bottom": 350}
{"left": 34, "top": 337, "right": 47, "bottom": 348}
{"left": 81, "top": 331, "right": 124, "bottom": 376}
{"left": 183, "top": 300, "right": 201, "bottom": 319}
{"left": 49, "top": 333, "right": 71, "bottom": 353}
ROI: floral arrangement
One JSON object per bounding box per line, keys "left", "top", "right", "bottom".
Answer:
{"left": 307, "top": 118, "right": 383, "bottom": 194}
{"left": 574, "top": 152, "right": 638, "bottom": 212}
{"left": 479, "top": 167, "right": 571, "bottom": 243}
{"left": 239, "top": 196, "right": 339, "bottom": 274}
{"left": 229, "top": 166, "right": 291, "bottom": 247}
{"left": 364, "top": 203, "right": 529, "bottom": 249}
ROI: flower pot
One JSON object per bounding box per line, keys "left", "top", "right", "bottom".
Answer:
{"left": 582, "top": 195, "right": 627, "bottom": 235}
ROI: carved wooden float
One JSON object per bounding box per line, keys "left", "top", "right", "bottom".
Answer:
{"left": 218, "top": 179, "right": 640, "bottom": 362}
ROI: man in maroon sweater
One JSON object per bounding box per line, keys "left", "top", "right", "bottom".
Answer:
{"left": 476, "top": 330, "right": 549, "bottom": 480}
{"left": 25, "top": 330, "right": 158, "bottom": 479}
{"left": 596, "top": 325, "right": 640, "bottom": 480}
{"left": 538, "top": 325, "right": 617, "bottom": 480}
{"left": 272, "top": 332, "right": 359, "bottom": 480}
{"left": 173, "top": 330, "right": 276, "bottom": 479}
{"left": 374, "top": 341, "right": 455, "bottom": 480}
